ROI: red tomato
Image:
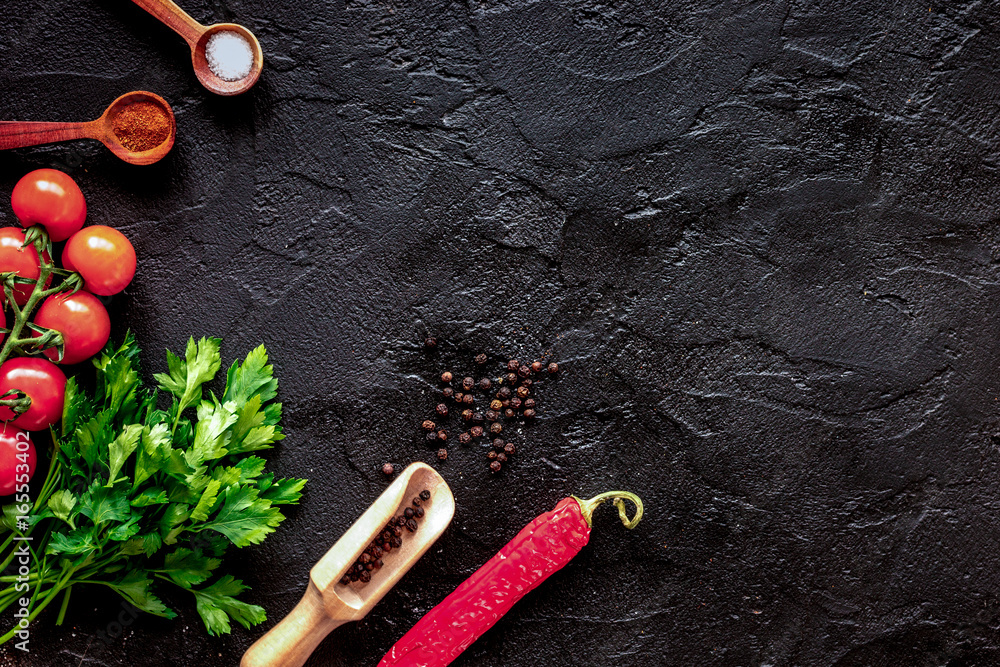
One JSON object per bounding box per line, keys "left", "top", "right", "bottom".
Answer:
{"left": 11, "top": 169, "right": 86, "bottom": 242}
{"left": 62, "top": 226, "right": 136, "bottom": 296}
{"left": 0, "top": 358, "right": 67, "bottom": 431}
{"left": 0, "top": 227, "right": 48, "bottom": 306}
{"left": 0, "top": 424, "right": 35, "bottom": 496}
{"left": 33, "top": 291, "right": 111, "bottom": 365}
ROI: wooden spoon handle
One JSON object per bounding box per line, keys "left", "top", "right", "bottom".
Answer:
{"left": 130, "top": 0, "right": 205, "bottom": 47}
{"left": 241, "top": 582, "right": 348, "bottom": 667}
{"left": 0, "top": 121, "right": 96, "bottom": 151}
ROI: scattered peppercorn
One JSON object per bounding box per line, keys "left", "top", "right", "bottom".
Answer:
{"left": 504, "top": 408, "right": 515, "bottom": 419}
{"left": 462, "top": 377, "right": 475, "bottom": 391}
{"left": 443, "top": 387, "right": 455, "bottom": 399}
{"left": 490, "top": 422, "right": 502, "bottom": 434}
{"left": 520, "top": 379, "right": 533, "bottom": 388}
{"left": 484, "top": 410, "right": 498, "bottom": 422}
{"left": 507, "top": 360, "right": 520, "bottom": 371}
{"left": 493, "top": 438, "right": 505, "bottom": 450}
{"left": 436, "top": 404, "right": 448, "bottom": 417}
{"left": 420, "top": 490, "right": 431, "bottom": 501}
{"left": 472, "top": 412, "right": 485, "bottom": 424}
{"left": 461, "top": 409, "right": 473, "bottom": 421}
{"left": 523, "top": 409, "right": 536, "bottom": 419}
{"left": 504, "top": 442, "right": 515, "bottom": 455}
{"left": 462, "top": 393, "right": 474, "bottom": 405}
{"left": 459, "top": 432, "right": 472, "bottom": 445}
{"left": 454, "top": 392, "right": 465, "bottom": 403}
{"left": 497, "top": 387, "right": 512, "bottom": 400}
{"left": 510, "top": 397, "right": 522, "bottom": 410}
{"left": 524, "top": 398, "right": 536, "bottom": 409}
{"left": 518, "top": 365, "right": 531, "bottom": 378}
{"left": 497, "top": 453, "right": 508, "bottom": 463}
{"left": 475, "top": 353, "right": 488, "bottom": 364}
{"left": 422, "top": 420, "right": 436, "bottom": 431}
{"left": 437, "top": 448, "right": 448, "bottom": 460}
{"left": 506, "top": 373, "right": 518, "bottom": 385}
{"left": 490, "top": 399, "right": 503, "bottom": 411}
{"left": 501, "top": 400, "right": 510, "bottom": 408}
{"left": 490, "top": 461, "right": 502, "bottom": 473}
{"left": 531, "top": 361, "right": 544, "bottom": 373}
{"left": 470, "top": 426, "right": 484, "bottom": 438}
{"left": 425, "top": 337, "right": 437, "bottom": 349}
{"left": 548, "top": 362, "right": 559, "bottom": 374}
{"left": 516, "top": 386, "right": 530, "bottom": 399}
{"left": 437, "top": 430, "right": 448, "bottom": 441}
{"left": 426, "top": 432, "right": 439, "bottom": 443}
{"left": 487, "top": 450, "right": 498, "bottom": 460}
{"left": 382, "top": 463, "right": 395, "bottom": 476}
{"left": 479, "top": 378, "right": 492, "bottom": 391}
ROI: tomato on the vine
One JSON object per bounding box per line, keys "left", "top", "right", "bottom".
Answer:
{"left": 62, "top": 225, "right": 136, "bottom": 296}
{"left": 0, "top": 358, "right": 67, "bottom": 431}
{"left": 33, "top": 291, "right": 111, "bottom": 365}
{"left": 0, "top": 424, "right": 35, "bottom": 496}
{"left": 0, "top": 227, "right": 51, "bottom": 306}
{"left": 11, "top": 169, "right": 86, "bottom": 242}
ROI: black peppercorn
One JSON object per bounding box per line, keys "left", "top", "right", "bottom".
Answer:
{"left": 507, "top": 359, "right": 520, "bottom": 371}
{"left": 510, "top": 397, "right": 522, "bottom": 410}
{"left": 382, "top": 542, "right": 392, "bottom": 553}
{"left": 372, "top": 545, "right": 384, "bottom": 558}
{"left": 462, "top": 393, "right": 474, "bottom": 405}
{"left": 506, "top": 373, "right": 518, "bottom": 385}
{"left": 420, "top": 489, "right": 431, "bottom": 501}
{"left": 442, "top": 387, "right": 455, "bottom": 399}
{"left": 518, "top": 365, "right": 531, "bottom": 378}
{"left": 504, "top": 408, "right": 515, "bottom": 419}
{"left": 475, "top": 353, "right": 488, "bottom": 364}
{"left": 490, "top": 461, "right": 502, "bottom": 473}
{"left": 470, "top": 426, "right": 484, "bottom": 438}
{"left": 516, "top": 386, "right": 530, "bottom": 399}
{"left": 487, "top": 450, "right": 497, "bottom": 460}
{"left": 435, "top": 403, "right": 448, "bottom": 417}
{"left": 437, "top": 430, "right": 447, "bottom": 441}
{"left": 485, "top": 409, "right": 498, "bottom": 422}
{"left": 497, "top": 387, "right": 512, "bottom": 400}
{"left": 391, "top": 535, "right": 402, "bottom": 548}
{"left": 504, "top": 442, "right": 515, "bottom": 455}
{"left": 462, "top": 377, "right": 475, "bottom": 391}
{"left": 523, "top": 409, "right": 536, "bottom": 419}
{"left": 360, "top": 552, "right": 372, "bottom": 564}
{"left": 382, "top": 530, "right": 392, "bottom": 541}
{"left": 493, "top": 438, "right": 504, "bottom": 450}
{"left": 437, "top": 448, "right": 448, "bottom": 460}
{"left": 422, "top": 420, "right": 436, "bottom": 431}
{"left": 360, "top": 570, "right": 372, "bottom": 583}
{"left": 441, "top": 371, "right": 453, "bottom": 383}
{"left": 548, "top": 362, "right": 559, "bottom": 374}
{"left": 472, "top": 412, "right": 485, "bottom": 424}
{"left": 340, "top": 575, "right": 351, "bottom": 585}
{"left": 497, "top": 453, "right": 507, "bottom": 463}
{"left": 355, "top": 563, "right": 366, "bottom": 574}
{"left": 425, "top": 337, "right": 437, "bottom": 349}
{"left": 374, "top": 558, "right": 384, "bottom": 569}
{"left": 479, "top": 378, "right": 492, "bottom": 391}
{"left": 406, "top": 518, "right": 418, "bottom": 532}
{"left": 461, "top": 409, "right": 473, "bottom": 421}
{"left": 382, "top": 463, "right": 394, "bottom": 476}
{"left": 531, "top": 361, "right": 544, "bottom": 373}
{"left": 414, "top": 507, "right": 424, "bottom": 518}
{"left": 459, "top": 432, "right": 471, "bottom": 445}
{"left": 490, "top": 422, "right": 502, "bottom": 434}
{"left": 490, "top": 399, "right": 503, "bottom": 411}
{"left": 454, "top": 392, "right": 465, "bottom": 403}
{"left": 426, "top": 432, "right": 439, "bottom": 443}
{"left": 396, "top": 516, "right": 407, "bottom": 527}
{"left": 412, "top": 497, "right": 421, "bottom": 507}
{"left": 520, "top": 379, "right": 533, "bottom": 388}
{"left": 524, "top": 398, "right": 535, "bottom": 409}
{"left": 501, "top": 400, "right": 510, "bottom": 408}
{"left": 404, "top": 507, "right": 415, "bottom": 519}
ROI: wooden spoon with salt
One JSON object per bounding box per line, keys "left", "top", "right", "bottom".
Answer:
{"left": 130, "top": 0, "right": 263, "bottom": 96}
{"left": 0, "top": 91, "right": 175, "bottom": 166}
{"left": 241, "top": 462, "right": 456, "bottom": 667}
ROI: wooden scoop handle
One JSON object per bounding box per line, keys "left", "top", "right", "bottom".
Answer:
{"left": 130, "top": 0, "right": 205, "bottom": 46}
{"left": 241, "top": 581, "right": 347, "bottom": 667}
{"left": 0, "top": 121, "right": 98, "bottom": 151}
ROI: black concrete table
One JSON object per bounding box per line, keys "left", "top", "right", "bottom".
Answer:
{"left": 2, "top": 1, "right": 999, "bottom": 665}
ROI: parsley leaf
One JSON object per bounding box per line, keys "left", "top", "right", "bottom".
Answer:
{"left": 196, "top": 485, "right": 284, "bottom": 547}
{"left": 192, "top": 575, "right": 266, "bottom": 636}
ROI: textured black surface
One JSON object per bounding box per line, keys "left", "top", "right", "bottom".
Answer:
{"left": 2, "top": 0, "right": 1000, "bottom": 665}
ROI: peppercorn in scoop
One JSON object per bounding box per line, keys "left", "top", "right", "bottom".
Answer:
{"left": 340, "top": 489, "right": 432, "bottom": 586}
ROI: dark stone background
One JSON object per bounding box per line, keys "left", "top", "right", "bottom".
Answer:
{"left": 2, "top": 0, "right": 1000, "bottom": 665}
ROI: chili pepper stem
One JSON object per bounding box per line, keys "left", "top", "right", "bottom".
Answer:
{"left": 571, "top": 491, "right": 643, "bottom": 529}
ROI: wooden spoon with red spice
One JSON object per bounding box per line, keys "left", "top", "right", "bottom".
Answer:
{"left": 0, "top": 91, "right": 175, "bottom": 166}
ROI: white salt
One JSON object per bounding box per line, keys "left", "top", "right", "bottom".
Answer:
{"left": 205, "top": 30, "right": 254, "bottom": 81}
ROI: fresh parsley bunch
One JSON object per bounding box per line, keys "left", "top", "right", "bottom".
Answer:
{"left": 0, "top": 334, "right": 306, "bottom": 642}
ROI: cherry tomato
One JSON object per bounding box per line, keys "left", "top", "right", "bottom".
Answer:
{"left": 33, "top": 291, "right": 110, "bottom": 365}
{"left": 0, "top": 358, "right": 67, "bottom": 431}
{"left": 61, "top": 226, "right": 136, "bottom": 296}
{"left": 0, "top": 227, "right": 52, "bottom": 306}
{"left": 11, "top": 169, "right": 86, "bottom": 242}
{"left": 0, "top": 424, "right": 35, "bottom": 496}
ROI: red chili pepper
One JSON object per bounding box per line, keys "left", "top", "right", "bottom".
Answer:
{"left": 378, "top": 490, "right": 643, "bottom": 667}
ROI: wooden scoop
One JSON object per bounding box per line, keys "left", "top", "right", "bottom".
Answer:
{"left": 0, "top": 91, "right": 175, "bottom": 165}
{"left": 241, "top": 462, "right": 455, "bottom": 667}
{"left": 130, "top": 0, "right": 263, "bottom": 95}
